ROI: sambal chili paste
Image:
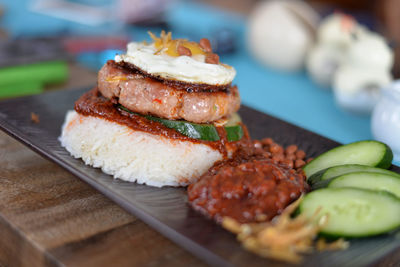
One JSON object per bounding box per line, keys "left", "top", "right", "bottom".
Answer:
{"left": 188, "top": 157, "right": 309, "bottom": 224}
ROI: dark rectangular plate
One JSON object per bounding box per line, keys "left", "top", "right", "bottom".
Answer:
{"left": 0, "top": 88, "right": 399, "bottom": 267}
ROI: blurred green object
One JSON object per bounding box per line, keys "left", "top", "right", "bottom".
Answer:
{"left": 0, "top": 61, "right": 68, "bottom": 98}
{"left": 0, "top": 81, "right": 43, "bottom": 98}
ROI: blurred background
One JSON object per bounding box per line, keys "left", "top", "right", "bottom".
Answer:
{"left": 0, "top": 0, "right": 399, "bottom": 162}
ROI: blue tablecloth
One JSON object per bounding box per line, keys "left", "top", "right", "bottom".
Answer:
{"left": 3, "top": 0, "right": 392, "bottom": 163}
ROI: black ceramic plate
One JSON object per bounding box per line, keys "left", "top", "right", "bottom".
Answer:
{"left": 0, "top": 88, "right": 399, "bottom": 267}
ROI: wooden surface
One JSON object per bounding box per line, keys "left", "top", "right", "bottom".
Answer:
{"left": 0, "top": 130, "right": 204, "bottom": 267}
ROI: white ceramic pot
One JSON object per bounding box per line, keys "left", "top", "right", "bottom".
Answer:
{"left": 247, "top": 0, "right": 319, "bottom": 71}
{"left": 371, "top": 81, "right": 400, "bottom": 162}
{"left": 333, "top": 32, "right": 393, "bottom": 114}
{"left": 306, "top": 43, "right": 345, "bottom": 88}
{"left": 333, "top": 66, "right": 391, "bottom": 114}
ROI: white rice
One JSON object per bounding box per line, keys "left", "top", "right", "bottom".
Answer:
{"left": 59, "top": 110, "right": 223, "bottom": 187}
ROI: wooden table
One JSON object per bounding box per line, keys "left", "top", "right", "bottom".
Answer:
{"left": 0, "top": 127, "right": 204, "bottom": 267}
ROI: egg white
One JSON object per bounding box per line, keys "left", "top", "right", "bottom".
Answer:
{"left": 115, "top": 42, "right": 236, "bottom": 85}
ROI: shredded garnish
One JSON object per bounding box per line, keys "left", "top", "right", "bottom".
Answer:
{"left": 316, "top": 238, "right": 350, "bottom": 251}
{"left": 222, "top": 197, "right": 349, "bottom": 264}
{"left": 148, "top": 31, "right": 207, "bottom": 57}
{"left": 106, "top": 76, "right": 128, "bottom": 82}
{"left": 213, "top": 117, "right": 228, "bottom": 127}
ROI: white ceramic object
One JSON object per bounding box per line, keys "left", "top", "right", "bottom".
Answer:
{"left": 317, "top": 13, "right": 365, "bottom": 49}
{"left": 307, "top": 13, "right": 362, "bottom": 88}
{"left": 247, "top": 0, "right": 319, "bottom": 71}
{"left": 345, "top": 32, "right": 394, "bottom": 70}
{"left": 371, "top": 81, "right": 400, "bottom": 162}
{"left": 333, "top": 31, "right": 393, "bottom": 114}
{"left": 306, "top": 43, "right": 344, "bottom": 87}
{"left": 333, "top": 66, "right": 391, "bottom": 114}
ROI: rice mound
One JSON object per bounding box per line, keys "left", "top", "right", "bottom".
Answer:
{"left": 60, "top": 110, "right": 223, "bottom": 187}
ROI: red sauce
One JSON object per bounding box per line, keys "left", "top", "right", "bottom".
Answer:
{"left": 188, "top": 155, "right": 309, "bottom": 224}
{"left": 74, "top": 88, "right": 249, "bottom": 157}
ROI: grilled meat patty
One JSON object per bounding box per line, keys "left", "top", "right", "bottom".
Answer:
{"left": 98, "top": 60, "right": 240, "bottom": 123}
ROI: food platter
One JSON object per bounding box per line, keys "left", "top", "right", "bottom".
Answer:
{"left": 0, "top": 87, "right": 399, "bottom": 266}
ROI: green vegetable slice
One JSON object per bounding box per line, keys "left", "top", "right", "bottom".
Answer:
{"left": 326, "top": 171, "right": 400, "bottom": 198}
{"left": 144, "top": 114, "right": 220, "bottom": 141}
{"left": 303, "top": 140, "right": 393, "bottom": 178}
{"left": 299, "top": 188, "right": 400, "bottom": 237}
{"left": 308, "top": 164, "right": 400, "bottom": 186}
{"left": 118, "top": 105, "right": 243, "bottom": 142}
{"left": 225, "top": 125, "right": 244, "bottom": 142}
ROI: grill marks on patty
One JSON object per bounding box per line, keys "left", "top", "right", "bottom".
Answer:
{"left": 112, "top": 60, "right": 231, "bottom": 93}
{"left": 98, "top": 60, "right": 240, "bottom": 123}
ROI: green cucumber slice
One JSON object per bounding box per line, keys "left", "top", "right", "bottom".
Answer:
{"left": 327, "top": 172, "right": 400, "bottom": 198}
{"left": 144, "top": 114, "right": 220, "bottom": 141}
{"left": 118, "top": 105, "right": 243, "bottom": 142}
{"left": 299, "top": 188, "right": 400, "bottom": 237}
{"left": 303, "top": 141, "right": 393, "bottom": 178}
{"left": 308, "top": 164, "right": 400, "bottom": 185}
{"left": 225, "top": 125, "right": 244, "bottom": 142}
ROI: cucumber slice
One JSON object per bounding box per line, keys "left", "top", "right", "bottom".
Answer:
{"left": 225, "top": 125, "right": 244, "bottom": 142}
{"left": 118, "top": 105, "right": 243, "bottom": 142}
{"left": 299, "top": 188, "right": 400, "bottom": 237}
{"left": 327, "top": 172, "right": 400, "bottom": 198}
{"left": 303, "top": 141, "right": 393, "bottom": 178}
{"left": 144, "top": 114, "right": 220, "bottom": 141}
{"left": 308, "top": 164, "right": 400, "bottom": 185}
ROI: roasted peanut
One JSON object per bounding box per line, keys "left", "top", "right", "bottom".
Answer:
{"left": 270, "top": 144, "right": 283, "bottom": 154}
{"left": 285, "top": 145, "right": 298, "bottom": 155}
{"left": 282, "top": 159, "right": 294, "bottom": 168}
{"left": 205, "top": 53, "right": 219, "bottom": 64}
{"left": 261, "top": 137, "right": 274, "bottom": 146}
{"left": 177, "top": 45, "right": 192, "bottom": 56}
{"left": 295, "top": 150, "right": 306, "bottom": 160}
{"left": 294, "top": 159, "right": 306, "bottom": 169}
{"left": 199, "top": 38, "right": 212, "bottom": 52}
{"left": 253, "top": 140, "right": 262, "bottom": 149}
{"left": 286, "top": 154, "right": 296, "bottom": 161}
{"left": 254, "top": 148, "right": 265, "bottom": 155}
{"left": 250, "top": 137, "right": 309, "bottom": 174}
{"left": 272, "top": 154, "right": 284, "bottom": 162}
{"left": 262, "top": 152, "right": 272, "bottom": 158}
